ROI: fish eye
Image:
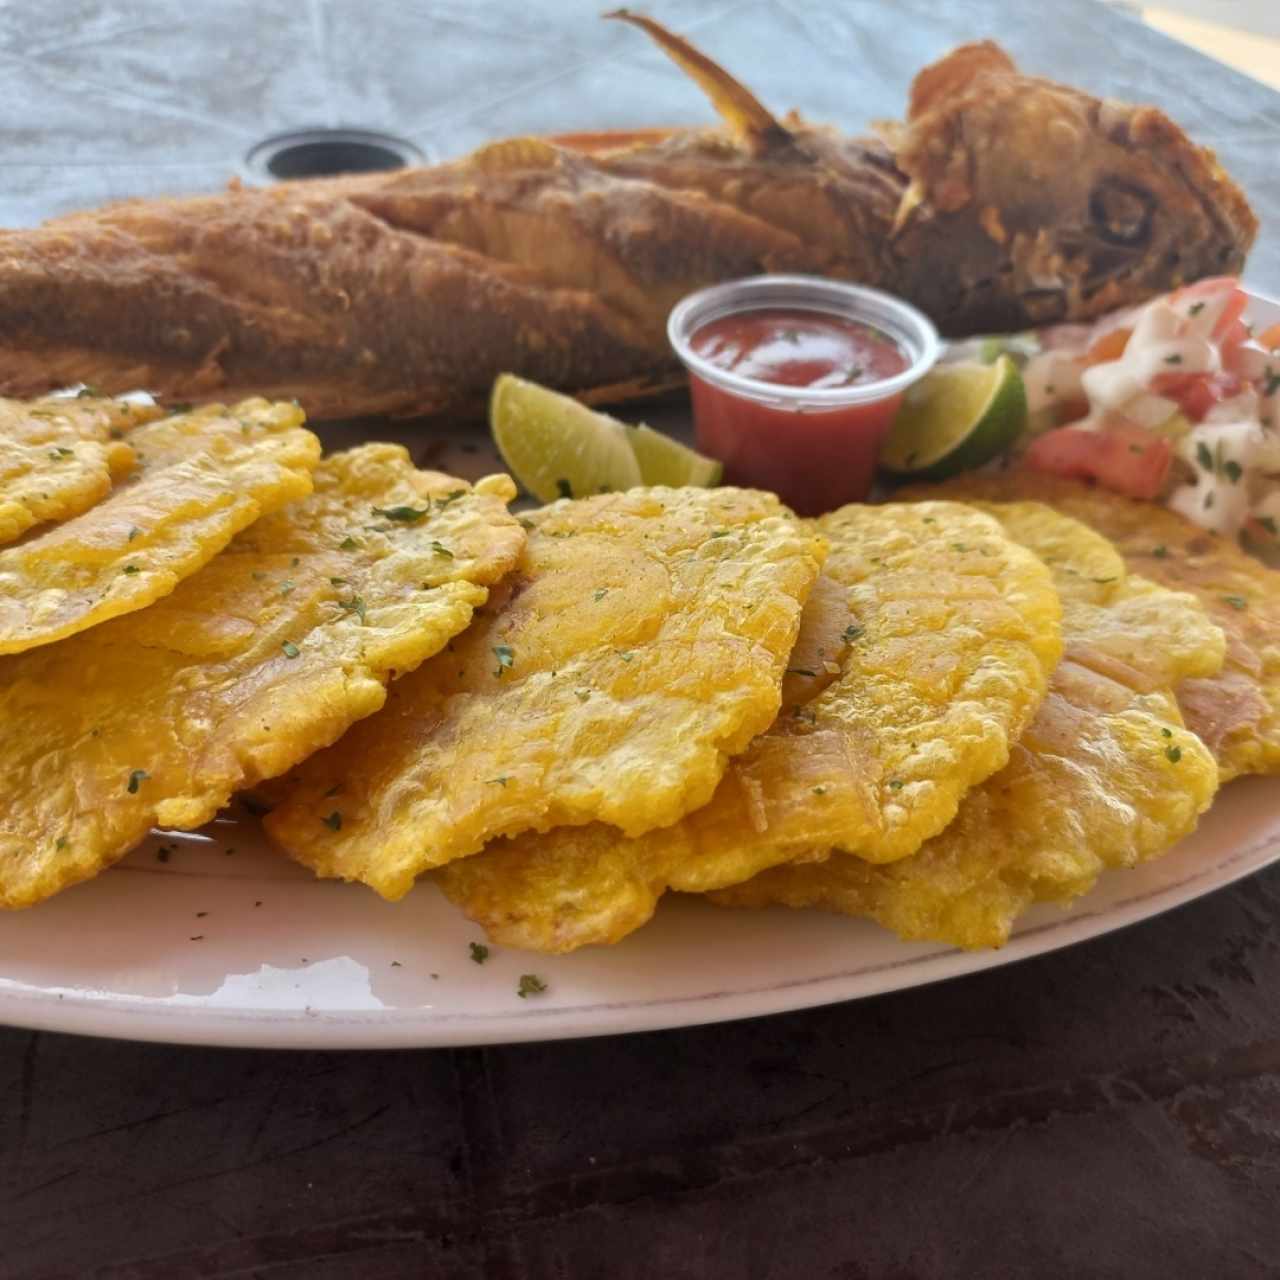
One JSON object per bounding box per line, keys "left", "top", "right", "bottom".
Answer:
{"left": 1089, "top": 180, "right": 1155, "bottom": 246}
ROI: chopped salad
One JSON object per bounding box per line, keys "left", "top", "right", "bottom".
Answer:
{"left": 953, "top": 277, "right": 1280, "bottom": 548}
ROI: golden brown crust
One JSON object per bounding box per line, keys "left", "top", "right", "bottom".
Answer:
{"left": 0, "top": 28, "right": 1256, "bottom": 418}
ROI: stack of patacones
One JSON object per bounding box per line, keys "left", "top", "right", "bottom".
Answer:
{"left": 4, "top": 395, "right": 1278, "bottom": 952}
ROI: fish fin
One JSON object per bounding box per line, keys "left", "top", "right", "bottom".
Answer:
{"left": 889, "top": 180, "right": 926, "bottom": 238}
{"left": 605, "top": 9, "right": 792, "bottom": 156}
{"left": 468, "top": 137, "right": 564, "bottom": 173}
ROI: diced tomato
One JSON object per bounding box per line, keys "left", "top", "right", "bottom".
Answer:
{"left": 1024, "top": 423, "right": 1172, "bottom": 500}
{"left": 1084, "top": 327, "right": 1131, "bottom": 366}
{"left": 1150, "top": 370, "right": 1243, "bottom": 421}
{"left": 1259, "top": 322, "right": 1280, "bottom": 352}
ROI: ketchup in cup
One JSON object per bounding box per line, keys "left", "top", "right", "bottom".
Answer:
{"left": 668, "top": 277, "right": 940, "bottom": 514}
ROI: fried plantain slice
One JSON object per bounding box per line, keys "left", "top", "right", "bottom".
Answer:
{"left": 264, "top": 486, "right": 827, "bottom": 899}
{"left": 0, "top": 399, "right": 320, "bottom": 655}
{"left": 437, "top": 501, "right": 1063, "bottom": 952}
{"left": 916, "top": 471, "right": 1280, "bottom": 780}
{"left": 712, "top": 502, "right": 1223, "bottom": 949}
{"left": 0, "top": 445, "right": 524, "bottom": 909}
{"left": 0, "top": 394, "right": 162, "bottom": 544}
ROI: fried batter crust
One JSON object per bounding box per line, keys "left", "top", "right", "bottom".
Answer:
{"left": 264, "top": 487, "right": 826, "bottom": 899}
{"left": 0, "top": 395, "right": 161, "bottom": 544}
{"left": 715, "top": 503, "right": 1222, "bottom": 949}
{"left": 924, "top": 472, "right": 1280, "bottom": 780}
{"left": 0, "top": 446, "right": 523, "bottom": 908}
{"left": 438, "top": 502, "right": 1063, "bottom": 952}
{"left": 0, "top": 400, "right": 321, "bottom": 655}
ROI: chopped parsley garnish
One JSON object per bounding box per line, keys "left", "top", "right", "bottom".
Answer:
{"left": 492, "top": 643, "right": 515, "bottom": 676}
{"left": 710, "top": 529, "right": 730, "bottom": 539}
{"left": 921, "top": 516, "right": 936, "bottom": 524}
{"left": 76, "top": 385, "right": 101, "bottom": 398}
{"left": 329, "top": 576, "right": 348, "bottom": 587}
{"left": 431, "top": 541, "right": 454, "bottom": 559}
{"left": 887, "top": 779, "right": 904, "bottom": 791}
{"left": 1091, "top": 576, "right": 1118, "bottom": 584}
{"left": 1152, "top": 545, "right": 1169, "bottom": 558}
{"left": 1222, "top": 595, "right": 1247, "bottom": 611}
{"left": 469, "top": 942, "right": 490, "bottom": 964}
{"left": 1163, "top": 354, "right": 1182, "bottom": 365}
{"left": 617, "top": 651, "right": 635, "bottom": 663}
{"left": 1165, "top": 745, "right": 1182, "bottom": 763}
{"left": 951, "top": 542, "right": 968, "bottom": 553}
{"left": 1223, "top": 460, "right": 1243, "bottom": 484}
{"left": 556, "top": 478, "right": 573, "bottom": 500}
{"left": 593, "top": 588, "right": 608, "bottom": 601}
{"left": 55, "top": 836, "right": 69, "bottom": 851}
{"left": 487, "top": 776, "right": 511, "bottom": 787}
{"left": 121, "top": 563, "right": 140, "bottom": 575}
{"left": 321, "top": 811, "right": 343, "bottom": 831}
{"left": 842, "top": 624, "right": 865, "bottom": 643}
{"left": 340, "top": 596, "right": 367, "bottom": 624}
{"left": 339, "top": 535, "right": 359, "bottom": 550}
{"left": 281, "top": 640, "right": 301, "bottom": 658}
{"left": 1189, "top": 301, "right": 1205, "bottom": 316}
{"left": 574, "top": 689, "right": 591, "bottom": 702}
{"left": 437, "top": 490, "right": 467, "bottom": 509}
{"left": 786, "top": 668, "right": 817, "bottom": 677}
{"left": 1160, "top": 727, "right": 1173, "bottom": 738}
{"left": 1259, "top": 516, "right": 1278, "bottom": 536}
{"left": 372, "top": 504, "right": 430, "bottom": 523}
{"left": 48, "top": 446, "right": 73, "bottom": 459}
{"left": 279, "top": 579, "right": 296, "bottom": 595}
{"left": 517, "top": 973, "right": 547, "bottom": 998}
{"left": 127, "top": 527, "right": 141, "bottom": 541}
{"left": 812, "top": 785, "right": 829, "bottom": 796}
{"left": 1196, "top": 442, "right": 1213, "bottom": 471}
{"left": 126, "top": 768, "right": 149, "bottom": 794}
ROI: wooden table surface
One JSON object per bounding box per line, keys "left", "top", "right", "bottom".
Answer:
{"left": 2, "top": 3, "right": 1279, "bottom": 1276}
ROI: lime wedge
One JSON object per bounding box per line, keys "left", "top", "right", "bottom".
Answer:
{"left": 491, "top": 374, "right": 641, "bottom": 502}
{"left": 627, "top": 423, "right": 723, "bottom": 488}
{"left": 880, "top": 355, "right": 1027, "bottom": 481}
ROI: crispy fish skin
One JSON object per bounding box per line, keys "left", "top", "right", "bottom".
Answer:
{"left": 264, "top": 487, "right": 826, "bottom": 900}
{"left": 0, "top": 25, "right": 1253, "bottom": 418}
{"left": 0, "top": 399, "right": 320, "bottom": 655}
{"left": 0, "top": 395, "right": 161, "bottom": 544}
{"left": 0, "top": 446, "right": 524, "bottom": 909}
{"left": 713, "top": 503, "right": 1223, "bottom": 949}
{"left": 918, "top": 472, "right": 1280, "bottom": 780}
{"left": 438, "top": 502, "right": 1064, "bottom": 953}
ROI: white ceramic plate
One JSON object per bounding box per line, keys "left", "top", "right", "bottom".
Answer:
{"left": 1, "top": 291, "right": 1277, "bottom": 1050}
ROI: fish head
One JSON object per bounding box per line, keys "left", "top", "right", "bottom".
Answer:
{"left": 888, "top": 42, "right": 1258, "bottom": 334}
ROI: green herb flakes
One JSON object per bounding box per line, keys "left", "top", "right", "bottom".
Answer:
{"left": 1165, "top": 745, "right": 1183, "bottom": 763}
{"left": 281, "top": 640, "right": 301, "bottom": 659}
{"left": 1222, "top": 595, "right": 1248, "bottom": 611}
{"left": 126, "top": 768, "right": 149, "bottom": 794}
{"left": 372, "top": 504, "right": 430, "bottom": 523}
{"left": 431, "top": 541, "right": 454, "bottom": 559}
{"left": 517, "top": 974, "right": 547, "bottom": 998}
{"left": 321, "top": 811, "right": 343, "bottom": 831}
{"left": 493, "top": 643, "right": 515, "bottom": 676}
{"left": 469, "top": 942, "right": 490, "bottom": 964}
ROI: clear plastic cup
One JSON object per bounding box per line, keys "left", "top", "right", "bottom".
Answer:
{"left": 668, "top": 275, "right": 940, "bottom": 513}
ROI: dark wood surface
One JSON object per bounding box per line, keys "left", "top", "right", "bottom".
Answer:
{"left": 3, "top": 3, "right": 1280, "bottom": 1276}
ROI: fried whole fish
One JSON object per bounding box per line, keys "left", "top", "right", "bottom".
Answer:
{"left": 0, "top": 15, "right": 1254, "bottom": 419}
